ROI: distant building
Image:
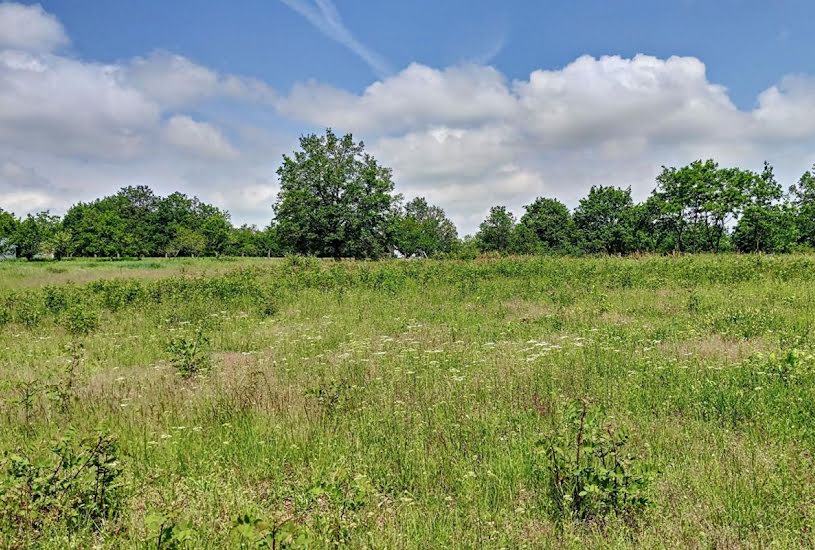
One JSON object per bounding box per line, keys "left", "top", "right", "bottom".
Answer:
{"left": 0, "top": 238, "right": 16, "bottom": 260}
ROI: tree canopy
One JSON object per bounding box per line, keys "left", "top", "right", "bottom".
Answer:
{"left": 273, "top": 129, "right": 399, "bottom": 259}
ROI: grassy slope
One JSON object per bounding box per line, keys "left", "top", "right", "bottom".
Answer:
{"left": 1, "top": 255, "right": 814, "bottom": 548}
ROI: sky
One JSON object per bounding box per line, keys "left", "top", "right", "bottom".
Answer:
{"left": 1, "top": 1, "right": 814, "bottom": 234}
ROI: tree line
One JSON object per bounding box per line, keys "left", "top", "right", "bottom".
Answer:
{"left": 1, "top": 129, "right": 814, "bottom": 260}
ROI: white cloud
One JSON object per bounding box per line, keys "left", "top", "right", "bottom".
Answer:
{"left": 163, "top": 115, "right": 238, "bottom": 160}
{"left": 0, "top": 2, "right": 68, "bottom": 52}
{"left": 279, "top": 0, "right": 392, "bottom": 78}
{"left": 0, "top": 50, "right": 159, "bottom": 159}
{"left": 124, "top": 51, "right": 276, "bottom": 107}
{"left": 278, "top": 63, "right": 517, "bottom": 135}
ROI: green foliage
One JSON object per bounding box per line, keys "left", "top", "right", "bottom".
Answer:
{"left": 790, "top": 164, "right": 815, "bottom": 247}
{"left": 61, "top": 303, "right": 99, "bottom": 336}
{"left": 518, "top": 197, "right": 575, "bottom": 253}
{"left": 230, "top": 512, "right": 311, "bottom": 548}
{"left": 393, "top": 196, "right": 458, "bottom": 257}
{"left": 0, "top": 431, "right": 124, "bottom": 546}
{"left": 476, "top": 205, "right": 516, "bottom": 253}
{"left": 12, "top": 211, "right": 60, "bottom": 260}
{"left": 145, "top": 511, "right": 197, "bottom": 549}
{"left": 274, "top": 128, "right": 399, "bottom": 259}
{"left": 540, "top": 399, "right": 655, "bottom": 524}
{"left": 166, "top": 326, "right": 210, "bottom": 378}
{"left": 574, "top": 186, "right": 638, "bottom": 254}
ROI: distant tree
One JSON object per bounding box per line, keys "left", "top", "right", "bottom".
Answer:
{"left": 172, "top": 227, "right": 206, "bottom": 257}
{"left": 734, "top": 204, "right": 798, "bottom": 253}
{"left": 256, "top": 225, "right": 281, "bottom": 258}
{"left": 13, "top": 212, "right": 60, "bottom": 260}
{"left": 393, "top": 197, "right": 458, "bottom": 257}
{"left": 517, "top": 197, "right": 575, "bottom": 252}
{"left": 508, "top": 223, "right": 542, "bottom": 255}
{"left": 790, "top": 164, "right": 815, "bottom": 247}
{"left": 476, "top": 206, "right": 515, "bottom": 253}
{"left": 200, "top": 211, "right": 232, "bottom": 256}
{"left": 650, "top": 160, "right": 755, "bottom": 252}
{"left": 63, "top": 199, "right": 129, "bottom": 257}
{"left": 116, "top": 185, "right": 159, "bottom": 257}
{"left": 273, "top": 129, "right": 399, "bottom": 259}
{"left": 733, "top": 162, "right": 790, "bottom": 253}
{"left": 573, "top": 186, "right": 637, "bottom": 254}
{"left": 0, "top": 208, "right": 19, "bottom": 240}
{"left": 40, "top": 229, "right": 74, "bottom": 260}
{"left": 227, "top": 224, "right": 259, "bottom": 256}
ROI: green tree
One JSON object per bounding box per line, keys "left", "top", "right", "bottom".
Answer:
{"left": 734, "top": 204, "right": 798, "bottom": 253}
{"left": 172, "top": 227, "right": 206, "bottom": 257}
{"left": 732, "top": 162, "right": 788, "bottom": 252}
{"left": 200, "top": 212, "right": 232, "bottom": 256}
{"left": 508, "top": 223, "right": 542, "bottom": 255}
{"left": 476, "top": 206, "right": 516, "bottom": 253}
{"left": 0, "top": 208, "right": 19, "bottom": 239}
{"left": 393, "top": 197, "right": 458, "bottom": 257}
{"left": 273, "top": 129, "right": 399, "bottom": 259}
{"left": 650, "top": 160, "right": 755, "bottom": 252}
{"left": 790, "top": 164, "right": 815, "bottom": 247}
{"left": 40, "top": 229, "right": 74, "bottom": 260}
{"left": 573, "top": 186, "right": 637, "bottom": 254}
{"left": 13, "top": 211, "right": 60, "bottom": 260}
{"left": 517, "top": 197, "right": 575, "bottom": 253}
{"left": 62, "top": 199, "right": 130, "bottom": 257}
{"left": 116, "top": 185, "right": 159, "bottom": 257}
{"left": 256, "top": 225, "right": 281, "bottom": 258}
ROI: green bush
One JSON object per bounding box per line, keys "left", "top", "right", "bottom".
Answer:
{"left": 540, "top": 399, "right": 656, "bottom": 525}
{"left": 166, "top": 327, "right": 210, "bottom": 378}
{"left": 0, "top": 431, "right": 124, "bottom": 547}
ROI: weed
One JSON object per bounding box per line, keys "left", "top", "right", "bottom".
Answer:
{"left": 0, "top": 431, "right": 124, "bottom": 546}
{"left": 166, "top": 326, "right": 210, "bottom": 378}
{"left": 145, "top": 511, "right": 197, "bottom": 549}
{"left": 540, "top": 398, "right": 656, "bottom": 525}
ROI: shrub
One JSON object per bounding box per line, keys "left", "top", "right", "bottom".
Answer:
{"left": 145, "top": 511, "right": 196, "bottom": 549}
{"left": 540, "top": 399, "right": 655, "bottom": 525}
{"left": 230, "top": 512, "right": 311, "bottom": 548}
{"left": 0, "top": 431, "right": 125, "bottom": 546}
{"left": 166, "top": 327, "right": 210, "bottom": 378}
{"left": 61, "top": 304, "right": 99, "bottom": 336}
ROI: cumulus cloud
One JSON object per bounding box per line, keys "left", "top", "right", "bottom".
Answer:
{"left": 0, "top": 50, "right": 159, "bottom": 159}
{"left": 124, "top": 51, "right": 276, "bottom": 107}
{"left": 278, "top": 63, "right": 516, "bottom": 134}
{"left": 0, "top": 2, "right": 68, "bottom": 52}
{"left": 163, "top": 115, "right": 238, "bottom": 160}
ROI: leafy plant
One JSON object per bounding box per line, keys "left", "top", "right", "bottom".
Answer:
{"left": 0, "top": 431, "right": 125, "bottom": 546}
{"left": 230, "top": 512, "right": 311, "bottom": 548}
{"left": 166, "top": 326, "right": 210, "bottom": 378}
{"left": 540, "top": 398, "right": 656, "bottom": 525}
{"left": 145, "top": 511, "right": 197, "bottom": 549}
{"left": 61, "top": 303, "right": 99, "bottom": 336}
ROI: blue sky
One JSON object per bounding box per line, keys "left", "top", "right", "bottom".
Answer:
{"left": 2, "top": 1, "right": 815, "bottom": 233}
{"left": 41, "top": 0, "right": 814, "bottom": 108}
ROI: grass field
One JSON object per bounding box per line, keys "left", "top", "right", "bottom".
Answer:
{"left": 2, "top": 255, "right": 815, "bottom": 548}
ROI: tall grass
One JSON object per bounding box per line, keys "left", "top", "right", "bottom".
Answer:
{"left": 1, "top": 255, "right": 814, "bottom": 547}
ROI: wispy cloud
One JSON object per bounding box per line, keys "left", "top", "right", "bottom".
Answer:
{"left": 466, "top": 34, "right": 506, "bottom": 66}
{"left": 280, "top": 0, "right": 392, "bottom": 78}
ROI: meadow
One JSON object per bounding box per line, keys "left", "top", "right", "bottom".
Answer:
{"left": 1, "top": 255, "right": 815, "bottom": 548}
